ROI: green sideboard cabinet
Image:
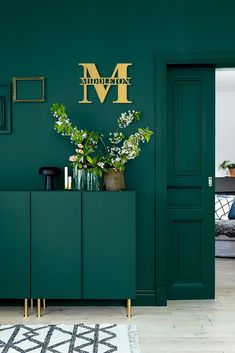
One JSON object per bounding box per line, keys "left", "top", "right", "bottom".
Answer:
{"left": 0, "top": 191, "right": 30, "bottom": 299}
{"left": 0, "top": 190, "right": 135, "bottom": 317}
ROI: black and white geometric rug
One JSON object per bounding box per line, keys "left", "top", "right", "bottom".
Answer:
{"left": 0, "top": 324, "right": 140, "bottom": 353}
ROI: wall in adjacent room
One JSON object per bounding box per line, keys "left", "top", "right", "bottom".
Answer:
{"left": 216, "top": 69, "right": 235, "bottom": 176}
{"left": 1, "top": 0, "right": 235, "bottom": 304}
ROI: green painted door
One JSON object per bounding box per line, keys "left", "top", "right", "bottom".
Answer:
{"left": 31, "top": 192, "right": 82, "bottom": 299}
{"left": 0, "top": 191, "right": 30, "bottom": 298}
{"left": 166, "top": 67, "right": 215, "bottom": 299}
{"left": 82, "top": 191, "right": 136, "bottom": 299}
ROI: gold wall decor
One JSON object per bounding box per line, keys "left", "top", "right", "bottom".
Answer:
{"left": 79, "top": 63, "right": 132, "bottom": 104}
{"left": 12, "top": 77, "right": 45, "bottom": 103}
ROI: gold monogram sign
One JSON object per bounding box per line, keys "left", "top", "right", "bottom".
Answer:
{"left": 79, "top": 63, "right": 132, "bottom": 104}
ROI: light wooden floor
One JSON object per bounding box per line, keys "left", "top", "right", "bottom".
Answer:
{"left": 1, "top": 258, "right": 235, "bottom": 352}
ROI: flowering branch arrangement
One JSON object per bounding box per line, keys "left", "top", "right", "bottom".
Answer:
{"left": 50, "top": 104, "right": 153, "bottom": 176}
{"left": 50, "top": 103, "right": 106, "bottom": 176}
{"left": 102, "top": 110, "right": 153, "bottom": 171}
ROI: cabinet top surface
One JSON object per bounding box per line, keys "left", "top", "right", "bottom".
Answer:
{"left": 0, "top": 190, "right": 136, "bottom": 193}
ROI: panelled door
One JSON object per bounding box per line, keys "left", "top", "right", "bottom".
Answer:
{"left": 166, "top": 67, "right": 215, "bottom": 299}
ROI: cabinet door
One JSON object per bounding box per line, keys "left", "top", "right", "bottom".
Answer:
{"left": 0, "top": 192, "right": 30, "bottom": 298}
{"left": 31, "top": 192, "right": 81, "bottom": 299}
{"left": 82, "top": 191, "right": 136, "bottom": 299}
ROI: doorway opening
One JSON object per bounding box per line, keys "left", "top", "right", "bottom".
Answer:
{"left": 215, "top": 68, "right": 235, "bottom": 295}
{"left": 155, "top": 53, "right": 235, "bottom": 306}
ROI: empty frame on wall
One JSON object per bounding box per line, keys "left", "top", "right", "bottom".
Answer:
{"left": 12, "top": 77, "right": 45, "bottom": 103}
{"left": 0, "top": 85, "right": 11, "bottom": 134}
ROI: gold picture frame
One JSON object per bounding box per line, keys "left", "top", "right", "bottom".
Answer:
{"left": 12, "top": 77, "right": 45, "bottom": 103}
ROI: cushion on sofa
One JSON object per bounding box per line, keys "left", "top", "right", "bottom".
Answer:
{"left": 215, "top": 195, "right": 235, "bottom": 220}
{"left": 229, "top": 199, "right": 235, "bottom": 219}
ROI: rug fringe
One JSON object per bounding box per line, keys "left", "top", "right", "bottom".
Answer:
{"left": 128, "top": 325, "right": 141, "bottom": 353}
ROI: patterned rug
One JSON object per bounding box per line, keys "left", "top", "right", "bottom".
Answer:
{"left": 0, "top": 324, "right": 140, "bottom": 353}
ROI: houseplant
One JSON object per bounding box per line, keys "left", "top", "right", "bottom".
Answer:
{"left": 101, "top": 110, "right": 153, "bottom": 190}
{"left": 50, "top": 103, "right": 106, "bottom": 190}
{"left": 219, "top": 160, "right": 235, "bottom": 176}
{"left": 50, "top": 104, "right": 153, "bottom": 191}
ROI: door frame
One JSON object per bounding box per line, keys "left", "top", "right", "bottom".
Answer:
{"left": 155, "top": 52, "right": 235, "bottom": 306}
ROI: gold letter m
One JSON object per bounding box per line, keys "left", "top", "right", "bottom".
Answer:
{"left": 79, "top": 63, "right": 132, "bottom": 104}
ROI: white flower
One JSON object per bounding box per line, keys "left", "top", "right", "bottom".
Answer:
{"left": 117, "top": 110, "right": 138, "bottom": 128}
{"left": 69, "top": 155, "right": 77, "bottom": 162}
{"left": 97, "top": 162, "right": 105, "bottom": 169}
{"left": 109, "top": 131, "right": 125, "bottom": 145}
{"left": 78, "top": 144, "right": 83, "bottom": 148}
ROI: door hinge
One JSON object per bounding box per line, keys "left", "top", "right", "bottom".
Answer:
{"left": 208, "top": 176, "right": 213, "bottom": 187}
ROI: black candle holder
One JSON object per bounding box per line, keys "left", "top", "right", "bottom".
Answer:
{"left": 39, "top": 167, "right": 61, "bottom": 190}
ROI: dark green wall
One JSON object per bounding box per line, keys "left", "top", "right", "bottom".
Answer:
{"left": 0, "top": 0, "right": 234, "bottom": 304}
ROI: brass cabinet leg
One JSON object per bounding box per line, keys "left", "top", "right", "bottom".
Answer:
{"left": 127, "top": 299, "right": 132, "bottom": 318}
{"left": 30, "top": 299, "right": 33, "bottom": 309}
{"left": 43, "top": 299, "right": 46, "bottom": 309}
{"left": 37, "top": 299, "right": 41, "bottom": 317}
{"left": 24, "top": 299, "right": 28, "bottom": 317}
